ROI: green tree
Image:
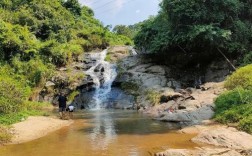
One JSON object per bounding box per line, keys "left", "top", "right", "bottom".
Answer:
{"left": 134, "top": 0, "right": 252, "bottom": 66}
{"left": 63, "top": 0, "right": 82, "bottom": 16}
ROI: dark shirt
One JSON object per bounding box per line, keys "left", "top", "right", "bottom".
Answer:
{"left": 58, "top": 95, "right": 67, "bottom": 108}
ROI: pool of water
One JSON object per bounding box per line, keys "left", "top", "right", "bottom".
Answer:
{"left": 0, "top": 110, "right": 199, "bottom": 156}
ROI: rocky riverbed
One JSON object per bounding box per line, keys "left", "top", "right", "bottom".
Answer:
{"left": 109, "top": 46, "right": 252, "bottom": 156}
{"left": 34, "top": 46, "right": 252, "bottom": 155}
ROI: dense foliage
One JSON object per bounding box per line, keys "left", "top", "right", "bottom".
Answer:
{"left": 224, "top": 64, "right": 252, "bottom": 90}
{"left": 0, "top": 0, "right": 131, "bottom": 117}
{"left": 214, "top": 65, "right": 252, "bottom": 133}
{"left": 134, "top": 0, "right": 252, "bottom": 66}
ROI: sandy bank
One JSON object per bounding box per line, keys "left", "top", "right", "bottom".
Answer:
{"left": 9, "top": 116, "right": 73, "bottom": 144}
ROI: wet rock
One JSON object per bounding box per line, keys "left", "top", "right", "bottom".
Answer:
{"left": 72, "top": 62, "right": 85, "bottom": 70}
{"left": 94, "top": 64, "right": 103, "bottom": 72}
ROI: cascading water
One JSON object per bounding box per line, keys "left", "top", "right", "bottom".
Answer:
{"left": 85, "top": 49, "right": 117, "bottom": 109}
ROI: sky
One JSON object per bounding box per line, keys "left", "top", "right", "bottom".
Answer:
{"left": 79, "top": 0, "right": 161, "bottom": 26}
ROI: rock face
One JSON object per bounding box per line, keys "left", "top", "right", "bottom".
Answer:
{"left": 114, "top": 52, "right": 227, "bottom": 123}
{"left": 115, "top": 55, "right": 169, "bottom": 89}
{"left": 192, "top": 127, "right": 252, "bottom": 150}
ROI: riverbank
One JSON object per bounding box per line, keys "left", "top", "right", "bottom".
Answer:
{"left": 156, "top": 121, "right": 252, "bottom": 156}
{"left": 9, "top": 116, "right": 73, "bottom": 144}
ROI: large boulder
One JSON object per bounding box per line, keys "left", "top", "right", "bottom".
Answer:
{"left": 157, "top": 105, "right": 214, "bottom": 123}
{"left": 192, "top": 127, "right": 252, "bottom": 150}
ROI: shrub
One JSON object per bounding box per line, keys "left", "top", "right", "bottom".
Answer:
{"left": 121, "top": 81, "right": 139, "bottom": 95}
{"left": 68, "top": 90, "right": 80, "bottom": 102}
{"left": 214, "top": 88, "right": 252, "bottom": 114}
{"left": 224, "top": 64, "right": 252, "bottom": 90}
{"left": 0, "top": 125, "right": 12, "bottom": 144}
{"left": 146, "top": 89, "right": 161, "bottom": 106}
{"left": 0, "top": 66, "right": 31, "bottom": 114}
{"left": 105, "top": 53, "right": 111, "bottom": 62}
{"left": 239, "top": 115, "right": 252, "bottom": 134}
{"left": 12, "top": 57, "right": 55, "bottom": 87}
{"left": 242, "top": 52, "right": 252, "bottom": 65}
{"left": 215, "top": 103, "right": 252, "bottom": 133}
{"left": 0, "top": 101, "right": 51, "bottom": 125}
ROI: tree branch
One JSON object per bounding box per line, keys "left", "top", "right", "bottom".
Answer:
{"left": 217, "top": 48, "right": 236, "bottom": 71}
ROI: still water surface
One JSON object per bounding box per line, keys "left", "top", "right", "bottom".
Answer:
{"left": 0, "top": 110, "right": 198, "bottom": 156}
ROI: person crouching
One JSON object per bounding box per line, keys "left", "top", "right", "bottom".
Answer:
{"left": 66, "top": 104, "right": 75, "bottom": 119}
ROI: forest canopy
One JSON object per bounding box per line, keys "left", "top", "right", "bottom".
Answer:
{"left": 0, "top": 0, "right": 132, "bottom": 115}
{"left": 134, "top": 0, "right": 252, "bottom": 66}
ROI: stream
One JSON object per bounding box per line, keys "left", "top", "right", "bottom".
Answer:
{"left": 0, "top": 110, "right": 198, "bottom": 156}
{"left": 0, "top": 49, "right": 199, "bottom": 156}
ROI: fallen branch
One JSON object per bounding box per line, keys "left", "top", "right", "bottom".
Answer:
{"left": 217, "top": 48, "right": 236, "bottom": 71}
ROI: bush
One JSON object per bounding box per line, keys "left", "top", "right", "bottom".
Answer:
{"left": 214, "top": 88, "right": 252, "bottom": 114}
{"left": 239, "top": 115, "right": 252, "bottom": 134}
{"left": 242, "top": 52, "right": 252, "bottom": 65}
{"left": 146, "top": 89, "right": 161, "bottom": 106}
{"left": 215, "top": 103, "right": 252, "bottom": 133}
{"left": 121, "top": 81, "right": 139, "bottom": 95}
{"left": 12, "top": 57, "right": 55, "bottom": 87}
{"left": 0, "top": 125, "right": 12, "bottom": 144}
{"left": 0, "top": 101, "right": 51, "bottom": 125}
{"left": 214, "top": 87, "right": 252, "bottom": 133}
{"left": 224, "top": 64, "right": 252, "bottom": 90}
{"left": 0, "top": 66, "right": 31, "bottom": 114}
{"left": 68, "top": 90, "right": 80, "bottom": 102}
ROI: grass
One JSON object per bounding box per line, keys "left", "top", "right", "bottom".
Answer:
{"left": 121, "top": 81, "right": 139, "bottom": 96}
{"left": 145, "top": 89, "right": 161, "bottom": 106}
{"left": 214, "top": 64, "right": 252, "bottom": 133}
{"left": 0, "top": 125, "right": 12, "bottom": 144}
{"left": 224, "top": 64, "right": 252, "bottom": 90}
{"left": 68, "top": 90, "right": 80, "bottom": 102}
{"left": 0, "top": 101, "right": 52, "bottom": 143}
{"left": 214, "top": 103, "right": 252, "bottom": 133}
{"left": 214, "top": 87, "right": 252, "bottom": 133}
{"left": 105, "top": 53, "right": 112, "bottom": 62}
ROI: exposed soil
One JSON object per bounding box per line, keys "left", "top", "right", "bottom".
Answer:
{"left": 9, "top": 116, "right": 73, "bottom": 144}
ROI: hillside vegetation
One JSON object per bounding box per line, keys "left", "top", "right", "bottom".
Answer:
{"left": 133, "top": 0, "right": 252, "bottom": 133}
{"left": 214, "top": 65, "right": 252, "bottom": 133}
{"left": 0, "top": 0, "right": 132, "bottom": 124}
{"left": 134, "top": 0, "right": 252, "bottom": 67}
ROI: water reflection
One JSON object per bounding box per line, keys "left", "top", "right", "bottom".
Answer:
{"left": 80, "top": 110, "right": 182, "bottom": 153}
{"left": 89, "top": 111, "right": 116, "bottom": 150}
{"left": 0, "top": 110, "right": 199, "bottom": 156}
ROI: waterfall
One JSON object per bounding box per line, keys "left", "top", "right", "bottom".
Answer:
{"left": 85, "top": 49, "right": 117, "bottom": 109}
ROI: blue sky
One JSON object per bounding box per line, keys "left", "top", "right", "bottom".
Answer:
{"left": 79, "top": 0, "right": 161, "bottom": 26}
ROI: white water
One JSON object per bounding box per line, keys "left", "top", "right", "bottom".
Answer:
{"left": 85, "top": 49, "right": 117, "bottom": 109}
{"left": 129, "top": 46, "right": 137, "bottom": 55}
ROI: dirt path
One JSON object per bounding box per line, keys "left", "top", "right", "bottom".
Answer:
{"left": 9, "top": 116, "right": 73, "bottom": 144}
